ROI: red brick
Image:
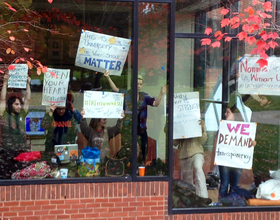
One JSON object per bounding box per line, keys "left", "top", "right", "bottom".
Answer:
{"left": 65, "top": 199, "right": 80, "bottom": 204}
{"left": 109, "top": 198, "right": 122, "bottom": 202}
{"left": 94, "top": 207, "right": 108, "bottom": 213}
{"left": 143, "top": 211, "right": 157, "bottom": 216}
{"left": 35, "top": 200, "right": 50, "bottom": 205}
{"left": 151, "top": 206, "right": 163, "bottom": 211}
{"left": 130, "top": 202, "right": 143, "bottom": 206}
{"left": 58, "top": 204, "right": 71, "bottom": 209}
{"left": 41, "top": 215, "right": 56, "bottom": 220}
{"left": 80, "top": 198, "right": 95, "bottom": 203}
{"left": 71, "top": 214, "right": 86, "bottom": 219}
{"left": 123, "top": 207, "right": 137, "bottom": 212}
{"left": 71, "top": 203, "right": 86, "bottom": 209}
{"left": 149, "top": 216, "right": 164, "bottom": 220}
{"left": 50, "top": 209, "right": 63, "bottom": 214}
{"left": 151, "top": 197, "right": 164, "bottom": 201}
{"left": 42, "top": 205, "right": 57, "bottom": 210}
{"left": 86, "top": 203, "right": 100, "bottom": 208}
{"left": 4, "top": 201, "right": 20, "bottom": 206}
{"left": 109, "top": 207, "right": 123, "bottom": 212}
{"left": 100, "top": 212, "right": 114, "bottom": 218}
{"left": 114, "top": 212, "right": 128, "bottom": 217}
{"left": 137, "top": 197, "right": 150, "bottom": 202}
{"left": 10, "top": 206, "right": 26, "bottom": 211}
{"left": 115, "top": 202, "right": 129, "bottom": 207}
{"left": 18, "top": 211, "right": 34, "bottom": 216}
{"left": 10, "top": 217, "right": 25, "bottom": 220}
{"left": 144, "top": 201, "right": 157, "bottom": 206}
{"left": 3, "top": 212, "right": 17, "bottom": 217}
{"left": 50, "top": 200, "right": 65, "bottom": 205}
{"left": 20, "top": 201, "right": 35, "bottom": 206}
{"left": 78, "top": 208, "right": 93, "bottom": 213}
{"left": 65, "top": 209, "right": 79, "bottom": 214}
{"left": 95, "top": 198, "right": 109, "bottom": 203}
{"left": 26, "top": 205, "right": 42, "bottom": 211}
{"left": 137, "top": 206, "right": 150, "bottom": 211}
{"left": 129, "top": 211, "right": 142, "bottom": 216}
{"left": 101, "top": 202, "right": 115, "bottom": 207}
{"left": 57, "top": 214, "right": 71, "bottom": 219}
{"left": 123, "top": 218, "right": 137, "bottom": 220}
{"left": 85, "top": 213, "right": 99, "bottom": 218}
{"left": 0, "top": 202, "right": 3, "bottom": 207}
{"left": 123, "top": 197, "right": 136, "bottom": 202}
{"left": 34, "top": 210, "right": 49, "bottom": 215}
{"left": 137, "top": 217, "right": 151, "bottom": 220}
{"left": 26, "top": 217, "right": 41, "bottom": 220}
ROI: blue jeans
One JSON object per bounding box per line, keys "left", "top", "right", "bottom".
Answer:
{"left": 218, "top": 166, "right": 242, "bottom": 198}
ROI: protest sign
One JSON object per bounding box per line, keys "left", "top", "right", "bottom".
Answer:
{"left": 214, "top": 120, "right": 257, "bottom": 169}
{"left": 173, "top": 92, "right": 202, "bottom": 140}
{"left": 42, "top": 68, "right": 70, "bottom": 107}
{"left": 238, "top": 56, "right": 280, "bottom": 95}
{"left": 75, "top": 30, "right": 131, "bottom": 76}
{"left": 8, "top": 64, "right": 28, "bottom": 88}
{"left": 83, "top": 91, "right": 124, "bottom": 118}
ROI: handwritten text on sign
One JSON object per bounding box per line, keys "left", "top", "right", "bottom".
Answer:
{"left": 42, "top": 68, "right": 70, "bottom": 107}
{"left": 8, "top": 64, "right": 28, "bottom": 88}
{"left": 215, "top": 120, "right": 257, "bottom": 169}
{"left": 238, "top": 56, "right": 280, "bottom": 95}
{"left": 173, "top": 92, "right": 202, "bottom": 140}
{"left": 83, "top": 91, "right": 124, "bottom": 118}
{"left": 75, "top": 30, "right": 131, "bottom": 76}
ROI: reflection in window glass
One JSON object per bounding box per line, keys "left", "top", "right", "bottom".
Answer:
{"left": 0, "top": 1, "right": 133, "bottom": 179}
{"left": 137, "top": 3, "right": 169, "bottom": 176}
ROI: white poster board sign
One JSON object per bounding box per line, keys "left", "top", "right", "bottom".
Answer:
{"left": 173, "top": 92, "right": 202, "bottom": 139}
{"left": 214, "top": 120, "right": 257, "bottom": 169}
{"left": 42, "top": 68, "right": 70, "bottom": 107}
{"left": 8, "top": 64, "right": 28, "bottom": 88}
{"left": 238, "top": 56, "right": 280, "bottom": 95}
{"left": 75, "top": 30, "right": 131, "bottom": 76}
{"left": 83, "top": 91, "right": 124, "bottom": 118}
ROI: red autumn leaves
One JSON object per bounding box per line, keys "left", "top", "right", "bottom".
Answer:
{"left": 201, "top": 1, "right": 278, "bottom": 67}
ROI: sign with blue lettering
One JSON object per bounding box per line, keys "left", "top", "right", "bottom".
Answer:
{"left": 42, "top": 68, "right": 70, "bottom": 107}
{"left": 83, "top": 91, "right": 124, "bottom": 118}
{"left": 75, "top": 30, "right": 131, "bottom": 76}
{"left": 8, "top": 64, "right": 28, "bottom": 88}
{"left": 173, "top": 92, "right": 202, "bottom": 139}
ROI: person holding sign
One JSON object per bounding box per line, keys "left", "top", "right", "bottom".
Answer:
{"left": 80, "top": 108, "right": 124, "bottom": 160}
{"left": 41, "top": 100, "right": 81, "bottom": 152}
{"left": 173, "top": 119, "right": 208, "bottom": 198}
{"left": 104, "top": 70, "right": 166, "bottom": 163}
{"left": 0, "top": 72, "right": 31, "bottom": 178}
{"left": 214, "top": 105, "right": 256, "bottom": 200}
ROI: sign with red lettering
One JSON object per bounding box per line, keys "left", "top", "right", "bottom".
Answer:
{"left": 214, "top": 120, "right": 257, "bottom": 169}
{"left": 75, "top": 30, "right": 131, "bottom": 76}
{"left": 42, "top": 68, "right": 70, "bottom": 107}
{"left": 238, "top": 56, "right": 280, "bottom": 95}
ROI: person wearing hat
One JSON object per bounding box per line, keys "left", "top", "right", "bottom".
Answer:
{"left": 104, "top": 70, "right": 166, "bottom": 163}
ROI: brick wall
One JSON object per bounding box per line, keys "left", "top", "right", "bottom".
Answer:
{"left": 0, "top": 182, "right": 279, "bottom": 220}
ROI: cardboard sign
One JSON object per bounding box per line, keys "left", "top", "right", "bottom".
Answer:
{"left": 83, "top": 91, "right": 124, "bottom": 118}
{"left": 215, "top": 120, "right": 257, "bottom": 169}
{"left": 42, "top": 68, "right": 70, "bottom": 106}
{"left": 173, "top": 92, "right": 202, "bottom": 140}
{"left": 75, "top": 30, "right": 131, "bottom": 76}
{"left": 8, "top": 64, "right": 28, "bottom": 88}
{"left": 238, "top": 56, "right": 280, "bottom": 95}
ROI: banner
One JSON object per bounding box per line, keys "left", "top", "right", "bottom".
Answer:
{"left": 75, "top": 30, "right": 131, "bottom": 76}
{"left": 214, "top": 120, "right": 257, "bottom": 169}
{"left": 83, "top": 91, "right": 124, "bottom": 118}
{"left": 8, "top": 64, "right": 28, "bottom": 88}
{"left": 173, "top": 92, "right": 202, "bottom": 140}
{"left": 238, "top": 56, "right": 280, "bottom": 95}
{"left": 42, "top": 68, "right": 70, "bottom": 107}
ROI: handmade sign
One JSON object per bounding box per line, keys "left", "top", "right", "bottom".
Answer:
{"left": 83, "top": 91, "right": 124, "bottom": 118}
{"left": 8, "top": 64, "right": 28, "bottom": 88}
{"left": 238, "top": 56, "right": 280, "bottom": 95}
{"left": 75, "top": 30, "right": 131, "bottom": 76}
{"left": 173, "top": 92, "right": 202, "bottom": 140}
{"left": 42, "top": 68, "right": 70, "bottom": 107}
{"left": 215, "top": 120, "right": 257, "bottom": 169}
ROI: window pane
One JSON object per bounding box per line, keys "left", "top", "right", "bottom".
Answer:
{"left": 0, "top": 1, "right": 133, "bottom": 179}
{"left": 137, "top": 3, "right": 169, "bottom": 176}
